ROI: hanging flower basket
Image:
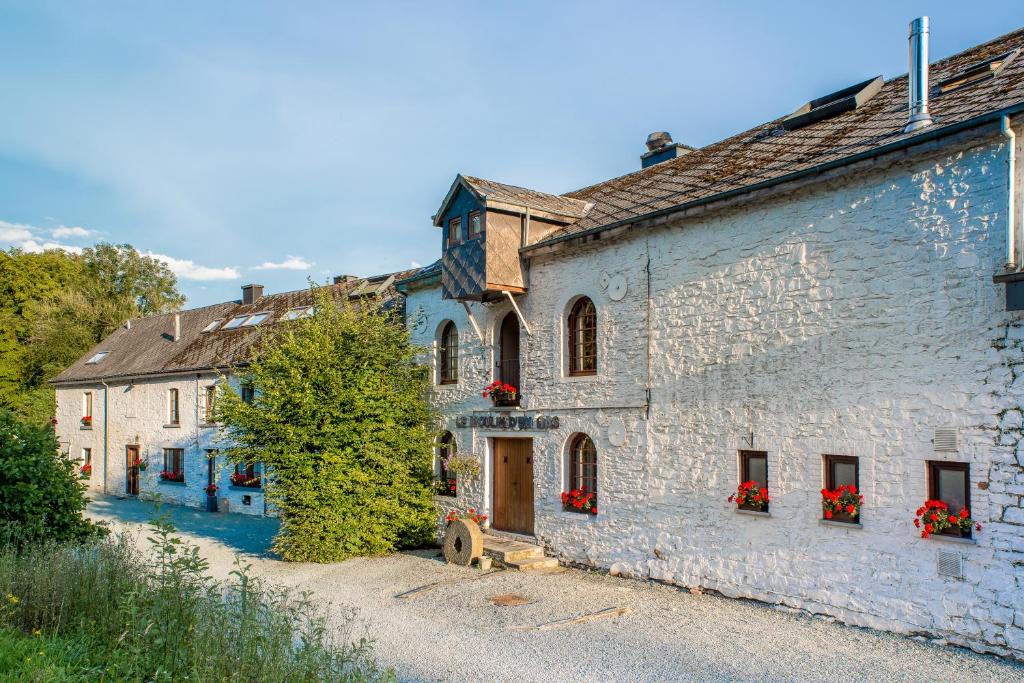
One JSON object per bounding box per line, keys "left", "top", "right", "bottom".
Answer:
{"left": 134, "top": 457, "right": 148, "bottom": 472}
{"left": 561, "top": 489, "right": 597, "bottom": 515}
{"left": 728, "top": 481, "right": 769, "bottom": 511}
{"left": 434, "top": 477, "right": 457, "bottom": 497}
{"left": 821, "top": 485, "right": 863, "bottom": 522}
{"left": 914, "top": 500, "right": 981, "bottom": 538}
{"left": 482, "top": 381, "right": 518, "bottom": 407}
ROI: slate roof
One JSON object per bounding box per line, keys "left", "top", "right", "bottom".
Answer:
{"left": 460, "top": 175, "right": 591, "bottom": 219}
{"left": 51, "top": 271, "right": 417, "bottom": 385}
{"left": 514, "top": 27, "right": 1024, "bottom": 246}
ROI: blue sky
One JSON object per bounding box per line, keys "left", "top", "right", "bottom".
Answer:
{"left": 2, "top": 1, "right": 1023, "bottom": 306}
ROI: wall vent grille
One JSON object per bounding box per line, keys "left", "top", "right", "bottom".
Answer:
{"left": 934, "top": 427, "right": 959, "bottom": 452}
{"left": 936, "top": 549, "right": 963, "bottom": 579}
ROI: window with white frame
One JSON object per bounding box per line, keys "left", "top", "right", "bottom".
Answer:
{"left": 168, "top": 388, "right": 180, "bottom": 425}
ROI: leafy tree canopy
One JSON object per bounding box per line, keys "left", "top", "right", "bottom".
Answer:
{"left": 216, "top": 287, "right": 437, "bottom": 562}
{"left": 0, "top": 243, "right": 185, "bottom": 425}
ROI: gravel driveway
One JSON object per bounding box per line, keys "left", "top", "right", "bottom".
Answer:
{"left": 86, "top": 495, "right": 1023, "bottom": 683}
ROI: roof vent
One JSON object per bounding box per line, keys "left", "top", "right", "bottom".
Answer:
{"left": 936, "top": 48, "right": 1020, "bottom": 95}
{"left": 641, "top": 132, "right": 695, "bottom": 169}
{"left": 782, "top": 76, "right": 883, "bottom": 131}
{"left": 933, "top": 427, "right": 959, "bottom": 452}
{"left": 905, "top": 17, "right": 932, "bottom": 133}
{"left": 936, "top": 549, "right": 963, "bottom": 579}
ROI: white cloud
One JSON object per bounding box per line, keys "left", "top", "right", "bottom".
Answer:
{"left": 146, "top": 251, "right": 240, "bottom": 281}
{"left": 52, "top": 225, "right": 92, "bottom": 239}
{"left": 410, "top": 260, "right": 422, "bottom": 268}
{"left": 18, "top": 239, "right": 84, "bottom": 255}
{"left": 253, "top": 255, "right": 313, "bottom": 271}
{"left": 0, "top": 220, "right": 35, "bottom": 243}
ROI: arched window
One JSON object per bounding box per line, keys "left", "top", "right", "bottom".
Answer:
{"left": 567, "top": 297, "right": 597, "bottom": 376}
{"left": 566, "top": 433, "right": 598, "bottom": 511}
{"left": 439, "top": 322, "right": 458, "bottom": 384}
{"left": 436, "top": 432, "right": 457, "bottom": 497}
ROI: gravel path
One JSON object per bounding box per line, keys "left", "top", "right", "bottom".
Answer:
{"left": 87, "top": 495, "right": 1024, "bottom": 683}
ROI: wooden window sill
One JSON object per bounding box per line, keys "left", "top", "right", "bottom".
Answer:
{"left": 158, "top": 479, "right": 186, "bottom": 486}
{"left": 819, "top": 519, "right": 863, "bottom": 529}
{"left": 734, "top": 508, "right": 771, "bottom": 518}
{"left": 163, "top": 423, "right": 181, "bottom": 429}
{"left": 80, "top": 425, "right": 93, "bottom": 431}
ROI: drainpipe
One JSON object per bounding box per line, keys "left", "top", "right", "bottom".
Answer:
{"left": 1002, "top": 115, "right": 1017, "bottom": 270}
{"left": 101, "top": 380, "right": 109, "bottom": 495}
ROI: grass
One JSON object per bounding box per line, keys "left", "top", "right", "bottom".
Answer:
{"left": 0, "top": 513, "right": 393, "bottom": 682}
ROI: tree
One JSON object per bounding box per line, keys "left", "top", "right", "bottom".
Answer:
{"left": 216, "top": 287, "right": 436, "bottom": 562}
{"left": 0, "top": 409, "right": 106, "bottom": 548}
{"left": 0, "top": 243, "right": 185, "bottom": 425}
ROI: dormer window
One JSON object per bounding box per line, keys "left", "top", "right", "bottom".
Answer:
{"left": 469, "top": 211, "right": 482, "bottom": 238}
{"left": 85, "top": 351, "right": 109, "bottom": 365}
{"left": 242, "top": 312, "right": 272, "bottom": 327}
{"left": 937, "top": 49, "right": 1019, "bottom": 94}
{"left": 222, "top": 315, "right": 249, "bottom": 330}
{"left": 448, "top": 217, "right": 461, "bottom": 247}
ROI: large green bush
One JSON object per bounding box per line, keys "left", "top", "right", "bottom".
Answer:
{"left": 0, "top": 409, "right": 104, "bottom": 547}
{"left": 216, "top": 287, "right": 437, "bottom": 562}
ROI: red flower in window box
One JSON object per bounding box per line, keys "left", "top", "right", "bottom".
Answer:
{"left": 728, "top": 481, "right": 769, "bottom": 511}
{"left": 821, "top": 485, "right": 863, "bottom": 522}
{"left": 561, "top": 489, "right": 597, "bottom": 515}
{"left": 229, "top": 471, "right": 262, "bottom": 488}
{"left": 79, "top": 463, "right": 92, "bottom": 478}
{"left": 913, "top": 499, "right": 980, "bottom": 538}
{"left": 80, "top": 415, "right": 92, "bottom": 427}
{"left": 159, "top": 470, "right": 184, "bottom": 483}
{"left": 482, "top": 380, "right": 517, "bottom": 400}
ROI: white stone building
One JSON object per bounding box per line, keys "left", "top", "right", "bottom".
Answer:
{"left": 52, "top": 275, "right": 409, "bottom": 516}
{"left": 398, "top": 26, "right": 1024, "bottom": 658}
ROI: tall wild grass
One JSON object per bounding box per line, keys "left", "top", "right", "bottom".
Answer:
{"left": 0, "top": 514, "right": 392, "bottom": 682}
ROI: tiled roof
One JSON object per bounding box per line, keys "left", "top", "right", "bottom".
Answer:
{"left": 527, "top": 27, "right": 1024, "bottom": 245}
{"left": 50, "top": 271, "right": 417, "bottom": 385}
{"left": 460, "top": 175, "right": 591, "bottom": 219}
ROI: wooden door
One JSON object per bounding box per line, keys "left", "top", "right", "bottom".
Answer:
{"left": 492, "top": 438, "right": 534, "bottom": 535}
{"left": 125, "top": 446, "right": 140, "bottom": 496}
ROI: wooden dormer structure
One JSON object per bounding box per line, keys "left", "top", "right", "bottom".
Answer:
{"left": 434, "top": 175, "right": 591, "bottom": 301}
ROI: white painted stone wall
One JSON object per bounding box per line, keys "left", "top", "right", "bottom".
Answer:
{"left": 406, "top": 129, "right": 1024, "bottom": 658}
{"left": 55, "top": 373, "right": 266, "bottom": 516}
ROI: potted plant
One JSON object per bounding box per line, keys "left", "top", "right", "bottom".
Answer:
{"left": 80, "top": 415, "right": 92, "bottom": 427}
{"left": 434, "top": 478, "right": 457, "bottom": 497}
{"left": 134, "top": 456, "right": 148, "bottom": 472}
{"left": 561, "top": 489, "right": 597, "bottom": 515}
{"left": 482, "top": 380, "right": 518, "bottom": 407}
{"left": 230, "top": 472, "right": 261, "bottom": 488}
{"left": 821, "top": 485, "right": 863, "bottom": 523}
{"left": 205, "top": 483, "right": 219, "bottom": 512}
{"left": 914, "top": 500, "right": 981, "bottom": 539}
{"left": 728, "top": 481, "right": 769, "bottom": 512}
{"left": 80, "top": 463, "right": 92, "bottom": 479}
{"left": 445, "top": 508, "right": 487, "bottom": 526}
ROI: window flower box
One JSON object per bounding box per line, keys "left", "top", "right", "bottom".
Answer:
{"left": 914, "top": 500, "right": 981, "bottom": 539}
{"left": 821, "top": 485, "right": 863, "bottom": 523}
{"left": 79, "top": 463, "right": 92, "bottom": 479}
{"left": 728, "top": 480, "right": 769, "bottom": 512}
{"left": 482, "top": 381, "right": 518, "bottom": 408}
{"left": 561, "top": 489, "right": 597, "bottom": 515}
{"left": 229, "top": 472, "right": 261, "bottom": 488}
{"left": 434, "top": 478, "right": 457, "bottom": 497}
{"left": 159, "top": 470, "right": 184, "bottom": 483}
{"left": 80, "top": 416, "right": 92, "bottom": 428}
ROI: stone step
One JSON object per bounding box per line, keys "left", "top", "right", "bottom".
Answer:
{"left": 508, "top": 556, "right": 560, "bottom": 572}
{"left": 481, "top": 533, "right": 552, "bottom": 569}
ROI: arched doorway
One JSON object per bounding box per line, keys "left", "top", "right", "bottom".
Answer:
{"left": 497, "top": 312, "right": 520, "bottom": 407}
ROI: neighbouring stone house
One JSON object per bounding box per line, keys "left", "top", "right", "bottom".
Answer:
{"left": 51, "top": 274, "right": 409, "bottom": 516}
{"left": 398, "top": 24, "right": 1024, "bottom": 657}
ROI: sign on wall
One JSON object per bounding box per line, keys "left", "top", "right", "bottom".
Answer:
{"left": 455, "top": 414, "right": 560, "bottom": 430}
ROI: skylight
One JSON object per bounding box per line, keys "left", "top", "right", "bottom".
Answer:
{"left": 242, "top": 312, "right": 272, "bottom": 327}
{"left": 222, "top": 315, "right": 249, "bottom": 330}
{"left": 283, "top": 306, "right": 314, "bottom": 321}
{"left": 202, "top": 319, "right": 223, "bottom": 333}
{"left": 937, "top": 49, "right": 1019, "bottom": 94}
{"left": 781, "top": 76, "right": 883, "bottom": 131}
{"left": 85, "top": 351, "right": 109, "bottom": 365}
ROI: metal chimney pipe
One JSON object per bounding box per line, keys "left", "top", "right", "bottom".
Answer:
{"left": 905, "top": 17, "right": 932, "bottom": 133}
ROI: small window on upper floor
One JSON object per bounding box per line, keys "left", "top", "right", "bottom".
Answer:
{"left": 468, "top": 211, "right": 482, "bottom": 238}
{"left": 439, "top": 322, "right": 458, "bottom": 385}
{"left": 202, "top": 319, "right": 222, "bottom": 333}
{"left": 86, "top": 351, "right": 109, "bottom": 364}
{"left": 222, "top": 315, "right": 249, "bottom": 330}
{"left": 448, "top": 217, "right": 462, "bottom": 247}
{"left": 241, "top": 384, "right": 255, "bottom": 405}
{"left": 242, "top": 312, "right": 272, "bottom": 327}
{"left": 568, "top": 297, "right": 597, "bottom": 376}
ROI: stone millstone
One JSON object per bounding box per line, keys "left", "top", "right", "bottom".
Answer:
{"left": 443, "top": 519, "right": 483, "bottom": 566}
